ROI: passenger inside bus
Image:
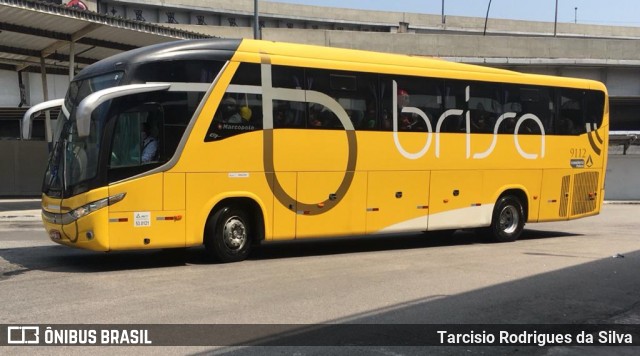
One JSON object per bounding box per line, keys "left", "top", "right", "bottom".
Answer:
{"left": 471, "top": 103, "right": 493, "bottom": 133}
{"left": 397, "top": 89, "right": 424, "bottom": 131}
{"left": 308, "top": 103, "right": 333, "bottom": 128}
{"left": 141, "top": 123, "right": 158, "bottom": 163}
{"left": 221, "top": 97, "right": 242, "bottom": 123}
{"left": 363, "top": 101, "right": 378, "bottom": 129}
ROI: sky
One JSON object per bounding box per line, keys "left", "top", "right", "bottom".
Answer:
{"left": 265, "top": 0, "right": 639, "bottom": 27}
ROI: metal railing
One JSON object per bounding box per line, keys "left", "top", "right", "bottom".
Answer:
{"left": 609, "top": 131, "right": 640, "bottom": 155}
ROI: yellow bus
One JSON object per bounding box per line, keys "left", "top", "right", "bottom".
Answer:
{"left": 36, "top": 39, "right": 608, "bottom": 262}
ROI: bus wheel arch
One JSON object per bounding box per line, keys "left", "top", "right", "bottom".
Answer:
{"left": 203, "top": 197, "right": 264, "bottom": 263}
{"left": 486, "top": 189, "right": 528, "bottom": 242}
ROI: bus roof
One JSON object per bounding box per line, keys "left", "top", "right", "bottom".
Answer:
{"left": 234, "top": 39, "right": 606, "bottom": 92}
{"left": 74, "top": 38, "right": 606, "bottom": 93}
{"left": 73, "top": 39, "right": 242, "bottom": 82}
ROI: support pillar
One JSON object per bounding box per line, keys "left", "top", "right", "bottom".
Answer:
{"left": 40, "top": 56, "right": 52, "bottom": 144}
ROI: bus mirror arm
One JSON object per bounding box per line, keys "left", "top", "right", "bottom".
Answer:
{"left": 75, "top": 83, "right": 171, "bottom": 137}
{"left": 21, "top": 99, "right": 65, "bottom": 140}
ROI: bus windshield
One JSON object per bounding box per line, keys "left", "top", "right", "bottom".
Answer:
{"left": 43, "top": 72, "right": 123, "bottom": 198}
{"left": 43, "top": 58, "right": 226, "bottom": 198}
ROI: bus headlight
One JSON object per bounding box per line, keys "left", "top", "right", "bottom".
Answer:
{"left": 70, "top": 201, "right": 105, "bottom": 220}
{"left": 70, "top": 193, "right": 126, "bottom": 220}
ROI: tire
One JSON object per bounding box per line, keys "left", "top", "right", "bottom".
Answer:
{"left": 486, "top": 195, "right": 525, "bottom": 242}
{"left": 204, "top": 206, "right": 252, "bottom": 263}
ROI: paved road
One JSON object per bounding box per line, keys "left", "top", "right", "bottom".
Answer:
{"left": 0, "top": 198, "right": 40, "bottom": 212}
{"left": 0, "top": 203, "right": 639, "bottom": 355}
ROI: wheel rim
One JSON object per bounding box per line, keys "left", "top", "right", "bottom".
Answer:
{"left": 222, "top": 216, "right": 247, "bottom": 251}
{"left": 498, "top": 205, "right": 519, "bottom": 234}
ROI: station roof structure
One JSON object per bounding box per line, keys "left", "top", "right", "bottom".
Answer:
{"left": 0, "top": 0, "right": 212, "bottom": 75}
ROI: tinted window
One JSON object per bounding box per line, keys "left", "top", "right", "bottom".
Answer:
{"left": 307, "top": 69, "right": 378, "bottom": 130}
{"left": 203, "top": 63, "right": 605, "bottom": 139}
{"left": 504, "top": 85, "right": 555, "bottom": 135}
{"left": 441, "top": 80, "right": 468, "bottom": 133}
{"left": 108, "top": 90, "right": 203, "bottom": 182}
{"left": 558, "top": 89, "right": 585, "bottom": 135}
{"left": 206, "top": 63, "right": 263, "bottom": 141}
{"left": 273, "top": 66, "right": 306, "bottom": 128}
{"left": 468, "top": 82, "right": 502, "bottom": 134}
{"left": 586, "top": 90, "right": 605, "bottom": 130}
{"left": 380, "top": 75, "right": 443, "bottom": 132}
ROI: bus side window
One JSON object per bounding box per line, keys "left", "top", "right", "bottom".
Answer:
{"left": 586, "top": 90, "right": 605, "bottom": 130}
{"left": 162, "top": 101, "right": 189, "bottom": 157}
{"left": 468, "top": 83, "right": 501, "bottom": 134}
{"left": 380, "top": 75, "right": 443, "bottom": 132}
{"left": 110, "top": 110, "right": 146, "bottom": 168}
{"left": 501, "top": 102, "right": 520, "bottom": 134}
{"left": 442, "top": 80, "right": 467, "bottom": 133}
{"left": 558, "top": 89, "right": 585, "bottom": 135}
{"left": 273, "top": 66, "right": 306, "bottom": 129}
{"left": 134, "top": 60, "right": 226, "bottom": 147}
{"left": 305, "top": 69, "right": 344, "bottom": 129}
{"left": 337, "top": 98, "right": 366, "bottom": 129}
{"left": 504, "top": 85, "right": 555, "bottom": 135}
{"left": 305, "top": 69, "right": 378, "bottom": 130}
{"left": 340, "top": 73, "right": 378, "bottom": 130}
{"left": 274, "top": 99, "right": 305, "bottom": 128}
{"left": 206, "top": 63, "right": 263, "bottom": 141}
{"left": 227, "top": 63, "right": 263, "bottom": 128}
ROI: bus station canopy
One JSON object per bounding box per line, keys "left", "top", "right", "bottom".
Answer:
{"left": 0, "top": 0, "right": 212, "bottom": 76}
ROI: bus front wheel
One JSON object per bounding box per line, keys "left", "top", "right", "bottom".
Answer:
{"left": 487, "top": 195, "right": 525, "bottom": 242}
{"left": 205, "top": 206, "right": 252, "bottom": 263}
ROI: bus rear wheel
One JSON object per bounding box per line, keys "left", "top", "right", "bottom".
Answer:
{"left": 205, "top": 206, "right": 252, "bottom": 263}
{"left": 487, "top": 195, "right": 525, "bottom": 242}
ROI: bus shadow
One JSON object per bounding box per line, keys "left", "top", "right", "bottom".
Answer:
{"left": 0, "top": 245, "right": 205, "bottom": 276}
{"left": 249, "top": 228, "right": 580, "bottom": 261}
{"left": 517, "top": 228, "right": 579, "bottom": 241}
{"left": 0, "top": 229, "right": 581, "bottom": 274}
